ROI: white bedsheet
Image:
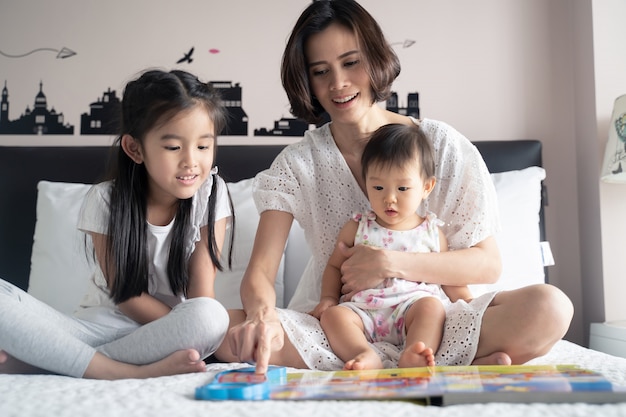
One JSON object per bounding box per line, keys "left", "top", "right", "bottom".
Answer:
{"left": 2, "top": 340, "right": 626, "bottom": 417}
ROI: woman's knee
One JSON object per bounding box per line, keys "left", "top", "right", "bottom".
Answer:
{"left": 535, "top": 284, "right": 573, "bottom": 334}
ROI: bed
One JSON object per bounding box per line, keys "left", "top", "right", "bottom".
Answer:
{"left": 2, "top": 141, "right": 626, "bottom": 417}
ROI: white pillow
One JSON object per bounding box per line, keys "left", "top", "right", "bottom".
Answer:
{"left": 28, "top": 181, "right": 94, "bottom": 315}
{"left": 469, "top": 166, "right": 547, "bottom": 297}
{"left": 215, "top": 178, "right": 285, "bottom": 308}
{"left": 28, "top": 178, "right": 285, "bottom": 314}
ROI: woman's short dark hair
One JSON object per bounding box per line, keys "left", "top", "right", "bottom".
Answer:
{"left": 361, "top": 124, "right": 436, "bottom": 182}
{"left": 281, "top": 0, "right": 401, "bottom": 124}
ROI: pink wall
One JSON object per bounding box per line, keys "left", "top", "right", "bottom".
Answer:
{"left": 2, "top": 0, "right": 615, "bottom": 345}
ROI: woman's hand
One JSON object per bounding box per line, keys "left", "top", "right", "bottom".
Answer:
{"left": 227, "top": 309, "right": 284, "bottom": 374}
{"left": 337, "top": 242, "right": 390, "bottom": 300}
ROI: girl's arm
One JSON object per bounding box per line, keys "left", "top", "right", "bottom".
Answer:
{"left": 89, "top": 232, "right": 171, "bottom": 325}
{"left": 310, "top": 220, "right": 358, "bottom": 318}
{"left": 227, "top": 210, "right": 293, "bottom": 373}
{"left": 187, "top": 217, "right": 228, "bottom": 299}
{"left": 339, "top": 235, "right": 501, "bottom": 300}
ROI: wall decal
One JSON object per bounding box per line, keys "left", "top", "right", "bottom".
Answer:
{"left": 80, "top": 88, "right": 121, "bottom": 135}
{"left": 0, "top": 2, "right": 422, "bottom": 145}
{"left": 254, "top": 117, "right": 309, "bottom": 137}
{"left": 0, "top": 46, "right": 76, "bottom": 59}
{"left": 387, "top": 91, "right": 420, "bottom": 119}
{"left": 391, "top": 39, "right": 415, "bottom": 49}
{"left": 210, "top": 81, "right": 248, "bottom": 136}
{"left": 0, "top": 81, "right": 74, "bottom": 135}
{"left": 176, "top": 47, "right": 194, "bottom": 64}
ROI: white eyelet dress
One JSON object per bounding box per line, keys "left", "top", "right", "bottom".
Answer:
{"left": 253, "top": 118, "right": 501, "bottom": 369}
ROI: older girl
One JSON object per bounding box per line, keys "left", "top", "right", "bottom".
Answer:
{"left": 0, "top": 69, "right": 232, "bottom": 379}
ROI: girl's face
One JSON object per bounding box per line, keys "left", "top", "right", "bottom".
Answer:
{"left": 305, "top": 23, "right": 373, "bottom": 125}
{"left": 130, "top": 105, "right": 216, "bottom": 208}
{"left": 365, "top": 161, "right": 435, "bottom": 231}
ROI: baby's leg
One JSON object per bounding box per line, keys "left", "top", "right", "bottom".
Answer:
{"left": 398, "top": 297, "right": 445, "bottom": 368}
{"left": 320, "top": 306, "right": 382, "bottom": 370}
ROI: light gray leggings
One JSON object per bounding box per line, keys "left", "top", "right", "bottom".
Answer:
{"left": 0, "top": 278, "right": 229, "bottom": 377}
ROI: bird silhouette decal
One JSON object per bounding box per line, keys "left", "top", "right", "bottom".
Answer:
{"left": 177, "top": 47, "right": 194, "bottom": 64}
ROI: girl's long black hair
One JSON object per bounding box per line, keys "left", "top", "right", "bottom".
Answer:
{"left": 104, "top": 69, "right": 233, "bottom": 304}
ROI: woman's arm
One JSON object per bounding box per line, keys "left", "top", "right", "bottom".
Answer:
{"left": 89, "top": 232, "right": 172, "bottom": 324}
{"left": 228, "top": 210, "right": 293, "bottom": 372}
{"left": 240, "top": 210, "right": 292, "bottom": 315}
{"left": 187, "top": 218, "right": 228, "bottom": 299}
{"left": 339, "top": 236, "right": 501, "bottom": 300}
{"left": 437, "top": 226, "right": 473, "bottom": 302}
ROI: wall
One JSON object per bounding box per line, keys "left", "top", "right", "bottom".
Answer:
{"left": 1, "top": 0, "right": 604, "bottom": 345}
{"left": 592, "top": 0, "right": 626, "bottom": 323}
{"left": 573, "top": 0, "right": 604, "bottom": 345}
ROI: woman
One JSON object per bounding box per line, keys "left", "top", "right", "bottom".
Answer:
{"left": 216, "top": 0, "right": 573, "bottom": 374}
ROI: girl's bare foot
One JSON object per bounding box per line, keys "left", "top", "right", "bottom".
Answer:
{"left": 398, "top": 341, "right": 435, "bottom": 368}
{"left": 84, "top": 349, "right": 207, "bottom": 380}
{"left": 343, "top": 349, "right": 383, "bottom": 370}
{"left": 136, "top": 349, "right": 207, "bottom": 378}
{"left": 471, "top": 351, "right": 512, "bottom": 366}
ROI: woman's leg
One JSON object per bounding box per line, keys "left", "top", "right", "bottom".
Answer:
{"left": 472, "top": 284, "right": 573, "bottom": 364}
{"left": 215, "top": 309, "right": 308, "bottom": 368}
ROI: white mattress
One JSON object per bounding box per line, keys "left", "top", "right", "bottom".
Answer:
{"left": 2, "top": 340, "right": 626, "bottom": 417}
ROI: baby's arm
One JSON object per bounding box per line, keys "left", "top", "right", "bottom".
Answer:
{"left": 310, "top": 220, "right": 359, "bottom": 318}
{"left": 437, "top": 226, "right": 472, "bottom": 302}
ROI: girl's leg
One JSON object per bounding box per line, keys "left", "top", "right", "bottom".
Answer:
{"left": 320, "top": 306, "right": 382, "bottom": 370}
{"left": 0, "top": 349, "right": 47, "bottom": 374}
{"left": 97, "top": 297, "right": 229, "bottom": 365}
{"left": 1, "top": 280, "right": 226, "bottom": 379}
{"left": 473, "top": 284, "right": 573, "bottom": 365}
{"left": 398, "top": 297, "right": 444, "bottom": 368}
{"left": 0, "top": 279, "right": 96, "bottom": 377}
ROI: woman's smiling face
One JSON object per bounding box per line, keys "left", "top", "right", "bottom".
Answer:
{"left": 305, "top": 23, "right": 373, "bottom": 125}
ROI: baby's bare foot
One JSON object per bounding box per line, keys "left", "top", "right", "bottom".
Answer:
{"left": 343, "top": 350, "right": 383, "bottom": 370}
{"left": 398, "top": 341, "right": 435, "bottom": 368}
{"left": 471, "top": 351, "right": 512, "bottom": 366}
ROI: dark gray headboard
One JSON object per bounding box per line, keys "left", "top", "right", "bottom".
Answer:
{"left": 0, "top": 140, "right": 544, "bottom": 291}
